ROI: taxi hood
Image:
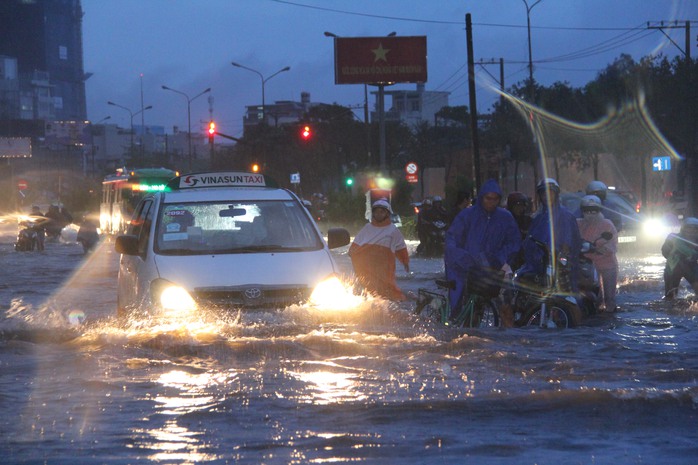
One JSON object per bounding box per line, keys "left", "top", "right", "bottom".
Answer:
{"left": 152, "top": 249, "right": 339, "bottom": 292}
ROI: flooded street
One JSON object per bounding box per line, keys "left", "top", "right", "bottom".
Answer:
{"left": 1, "top": 224, "right": 697, "bottom": 464}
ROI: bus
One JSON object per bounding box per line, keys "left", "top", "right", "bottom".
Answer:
{"left": 100, "top": 167, "right": 178, "bottom": 234}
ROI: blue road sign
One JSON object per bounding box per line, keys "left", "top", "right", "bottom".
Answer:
{"left": 652, "top": 156, "right": 671, "bottom": 172}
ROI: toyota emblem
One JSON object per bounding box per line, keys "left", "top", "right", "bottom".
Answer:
{"left": 244, "top": 288, "right": 262, "bottom": 299}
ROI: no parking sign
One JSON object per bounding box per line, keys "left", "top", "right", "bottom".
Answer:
{"left": 405, "top": 162, "right": 418, "bottom": 183}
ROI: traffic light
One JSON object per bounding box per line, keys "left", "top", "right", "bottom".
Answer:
{"left": 208, "top": 121, "right": 216, "bottom": 143}
{"left": 251, "top": 163, "right": 260, "bottom": 173}
{"left": 345, "top": 176, "right": 354, "bottom": 187}
{"left": 300, "top": 124, "right": 312, "bottom": 141}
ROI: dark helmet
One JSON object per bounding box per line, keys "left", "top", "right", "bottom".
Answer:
{"left": 681, "top": 217, "right": 698, "bottom": 236}
{"left": 506, "top": 192, "right": 528, "bottom": 210}
{"left": 585, "top": 180, "right": 608, "bottom": 200}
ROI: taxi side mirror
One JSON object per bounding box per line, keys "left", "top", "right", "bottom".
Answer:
{"left": 115, "top": 234, "right": 139, "bottom": 255}
{"left": 327, "top": 228, "right": 350, "bottom": 249}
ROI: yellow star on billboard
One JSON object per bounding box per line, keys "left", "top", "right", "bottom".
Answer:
{"left": 371, "top": 43, "right": 390, "bottom": 63}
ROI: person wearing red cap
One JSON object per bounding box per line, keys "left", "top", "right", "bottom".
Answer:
{"left": 349, "top": 199, "right": 410, "bottom": 300}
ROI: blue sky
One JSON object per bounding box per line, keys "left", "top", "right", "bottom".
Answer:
{"left": 82, "top": 0, "right": 694, "bottom": 138}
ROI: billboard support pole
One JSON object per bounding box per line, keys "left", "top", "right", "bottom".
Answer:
{"left": 378, "top": 84, "right": 386, "bottom": 174}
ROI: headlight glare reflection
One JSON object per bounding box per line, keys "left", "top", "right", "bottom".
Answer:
{"left": 643, "top": 217, "right": 671, "bottom": 239}
{"left": 309, "top": 276, "right": 363, "bottom": 310}
{"left": 160, "top": 285, "right": 197, "bottom": 312}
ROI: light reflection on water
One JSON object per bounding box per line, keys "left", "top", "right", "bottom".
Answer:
{"left": 291, "top": 362, "right": 368, "bottom": 405}
{"left": 3, "top": 227, "right": 698, "bottom": 463}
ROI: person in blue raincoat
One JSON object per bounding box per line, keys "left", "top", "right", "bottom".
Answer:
{"left": 517, "top": 178, "right": 582, "bottom": 291}
{"left": 445, "top": 179, "right": 521, "bottom": 318}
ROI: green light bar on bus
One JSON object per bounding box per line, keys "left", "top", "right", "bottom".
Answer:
{"left": 131, "top": 183, "right": 167, "bottom": 192}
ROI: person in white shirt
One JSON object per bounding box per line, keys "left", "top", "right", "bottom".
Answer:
{"left": 349, "top": 199, "right": 410, "bottom": 300}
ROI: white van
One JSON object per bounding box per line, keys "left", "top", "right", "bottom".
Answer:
{"left": 115, "top": 172, "right": 350, "bottom": 316}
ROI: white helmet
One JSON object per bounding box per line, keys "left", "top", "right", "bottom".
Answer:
{"left": 536, "top": 178, "right": 560, "bottom": 193}
{"left": 372, "top": 199, "right": 393, "bottom": 213}
{"left": 580, "top": 195, "right": 602, "bottom": 210}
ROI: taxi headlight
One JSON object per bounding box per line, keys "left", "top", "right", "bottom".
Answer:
{"left": 151, "top": 279, "right": 197, "bottom": 312}
{"left": 309, "top": 275, "right": 363, "bottom": 310}
{"left": 643, "top": 217, "right": 671, "bottom": 239}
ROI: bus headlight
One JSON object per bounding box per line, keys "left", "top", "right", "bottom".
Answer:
{"left": 151, "top": 279, "right": 197, "bottom": 312}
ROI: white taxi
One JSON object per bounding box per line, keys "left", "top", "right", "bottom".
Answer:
{"left": 115, "top": 171, "right": 350, "bottom": 316}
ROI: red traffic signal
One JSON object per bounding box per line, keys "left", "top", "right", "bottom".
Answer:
{"left": 208, "top": 121, "right": 216, "bottom": 141}
{"left": 300, "top": 125, "right": 312, "bottom": 141}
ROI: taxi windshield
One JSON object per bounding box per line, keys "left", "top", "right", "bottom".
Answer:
{"left": 154, "top": 199, "right": 323, "bottom": 255}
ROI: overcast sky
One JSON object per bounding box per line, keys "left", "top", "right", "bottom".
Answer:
{"left": 82, "top": 0, "right": 694, "bottom": 138}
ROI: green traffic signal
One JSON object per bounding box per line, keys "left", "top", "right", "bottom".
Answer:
{"left": 345, "top": 177, "right": 354, "bottom": 186}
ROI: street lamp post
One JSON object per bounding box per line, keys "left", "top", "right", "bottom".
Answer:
{"left": 523, "top": 0, "right": 542, "bottom": 103}
{"left": 161, "top": 85, "right": 211, "bottom": 171}
{"left": 107, "top": 101, "right": 152, "bottom": 156}
{"left": 231, "top": 62, "right": 290, "bottom": 124}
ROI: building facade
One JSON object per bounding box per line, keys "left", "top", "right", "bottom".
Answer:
{"left": 0, "top": 0, "right": 87, "bottom": 121}
{"left": 372, "top": 84, "right": 449, "bottom": 127}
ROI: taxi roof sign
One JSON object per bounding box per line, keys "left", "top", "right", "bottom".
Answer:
{"left": 167, "top": 172, "right": 279, "bottom": 190}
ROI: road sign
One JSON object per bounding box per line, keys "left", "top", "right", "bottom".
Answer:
{"left": 405, "top": 162, "right": 418, "bottom": 183}
{"left": 17, "top": 179, "right": 28, "bottom": 190}
{"left": 652, "top": 156, "right": 671, "bottom": 172}
{"left": 290, "top": 173, "right": 301, "bottom": 184}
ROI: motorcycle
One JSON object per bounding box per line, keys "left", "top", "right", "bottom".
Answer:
{"left": 77, "top": 220, "right": 100, "bottom": 254}
{"left": 15, "top": 220, "right": 40, "bottom": 252}
{"left": 416, "top": 219, "right": 448, "bottom": 257}
{"left": 577, "top": 231, "right": 614, "bottom": 316}
{"left": 510, "top": 238, "right": 583, "bottom": 328}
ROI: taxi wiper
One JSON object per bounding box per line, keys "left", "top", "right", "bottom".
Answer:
{"left": 161, "top": 248, "right": 196, "bottom": 255}
{"left": 223, "top": 245, "right": 306, "bottom": 253}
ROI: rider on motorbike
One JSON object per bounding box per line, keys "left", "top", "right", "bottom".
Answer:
{"left": 445, "top": 179, "right": 521, "bottom": 319}
{"left": 28, "top": 205, "right": 47, "bottom": 251}
{"left": 517, "top": 178, "right": 582, "bottom": 292}
{"left": 576, "top": 195, "right": 619, "bottom": 312}
{"left": 662, "top": 217, "right": 698, "bottom": 300}
{"left": 417, "top": 196, "right": 449, "bottom": 256}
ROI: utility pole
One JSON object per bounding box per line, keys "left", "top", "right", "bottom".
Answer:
{"left": 465, "top": 13, "right": 481, "bottom": 192}
{"left": 647, "top": 20, "right": 695, "bottom": 215}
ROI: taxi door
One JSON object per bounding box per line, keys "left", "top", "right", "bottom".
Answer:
{"left": 117, "top": 198, "right": 156, "bottom": 313}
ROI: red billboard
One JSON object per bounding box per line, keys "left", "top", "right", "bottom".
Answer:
{"left": 333, "top": 36, "right": 427, "bottom": 85}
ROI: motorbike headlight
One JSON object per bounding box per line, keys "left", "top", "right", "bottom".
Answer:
{"left": 309, "top": 275, "right": 363, "bottom": 310}
{"left": 151, "top": 279, "right": 197, "bottom": 313}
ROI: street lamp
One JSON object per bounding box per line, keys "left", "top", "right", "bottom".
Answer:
{"left": 161, "top": 85, "right": 211, "bottom": 171}
{"left": 523, "top": 0, "right": 542, "bottom": 103}
{"left": 107, "top": 101, "right": 152, "bottom": 155}
{"left": 231, "top": 62, "right": 290, "bottom": 124}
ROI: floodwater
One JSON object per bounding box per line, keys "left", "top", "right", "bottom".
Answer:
{"left": 1, "top": 223, "right": 697, "bottom": 464}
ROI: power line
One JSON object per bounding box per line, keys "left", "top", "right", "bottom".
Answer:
{"left": 269, "top": 0, "right": 695, "bottom": 31}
